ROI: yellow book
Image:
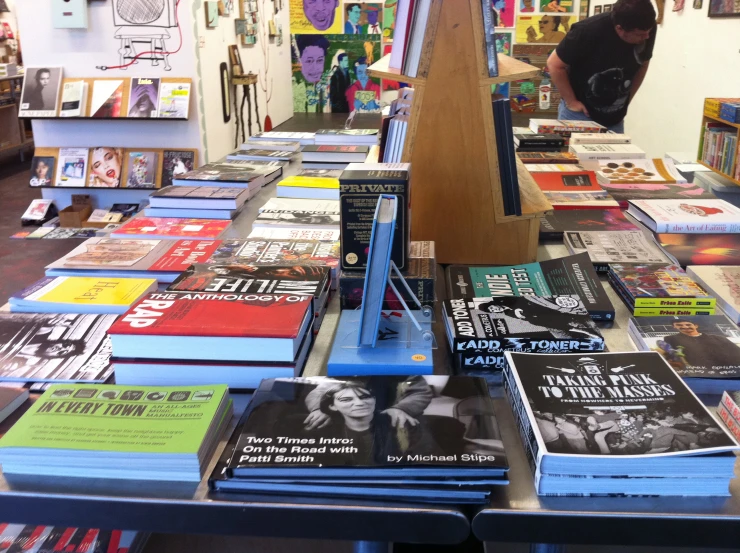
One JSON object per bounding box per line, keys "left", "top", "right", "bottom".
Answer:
{"left": 277, "top": 176, "right": 340, "bottom": 189}
{"left": 10, "top": 276, "right": 158, "bottom": 314}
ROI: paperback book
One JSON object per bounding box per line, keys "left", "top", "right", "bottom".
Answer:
{"left": 259, "top": 198, "right": 339, "bottom": 214}
{"left": 518, "top": 152, "right": 579, "bottom": 164}
{"left": 161, "top": 150, "right": 197, "bottom": 188}
{"left": 314, "top": 129, "right": 379, "bottom": 145}
{"left": 655, "top": 234, "right": 740, "bottom": 267}
{"left": 0, "top": 313, "right": 115, "bottom": 383}
{"left": 628, "top": 315, "right": 740, "bottom": 393}
{"left": 18, "top": 67, "right": 63, "bottom": 117}
{"left": 125, "top": 151, "right": 159, "bottom": 188}
{"left": 248, "top": 227, "right": 341, "bottom": 241}
{"left": 111, "top": 218, "right": 231, "bottom": 240}
{"left": 608, "top": 263, "right": 715, "bottom": 310}
{"left": 149, "top": 186, "right": 250, "bottom": 210}
{"left": 503, "top": 351, "right": 740, "bottom": 496}
{"left": 89, "top": 79, "right": 124, "bottom": 118}
{"left": 445, "top": 253, "right": 614, "bottom": 321}
{"left": 128, "top": 77, "right": 160, "bottom": 118}
{"left": 687, "top": 266, "right": 740, "bottom": 323}
{"left": 0, "top": 526, "right": 145, "bottom": 553}
{"left": 301, "top": 145, "right": 370, "bottom": 163}
{"left": 55, "top": 148, "right": 89, "bottom": 187}
{"left": 564, "top": 230, "right": 672, "bottom": 272}
{"left": 173, "top": 164, "right": 265, "bottom": 189}
{"left": 570, "top": 144, "right": 646, "bottom": 161}
{"left": 59, "top": 80, "right": 88, "bottom": 117}
{"left": 628, "top": 199, "right": 740, "bottom": 234}
{"left": 158, "top": 81, "right": 191, "bottom": 119}
{"left": 340, "top": 258, "right": 435, "bottom": 311}
{"left": 253, "top": 211, "right": 340, "bottom": 230}
{"left": 29, "top": 156, "right": 55, "bottom": 187}
{"left": 539, "top": 209, "right": 638, "bottom": 240}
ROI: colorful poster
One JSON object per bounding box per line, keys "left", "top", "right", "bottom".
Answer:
{"left": 494, "top": 31, "right": 513, "bottom": 55}
{"left": 292, "top": 34, "right": 381, "bottom": 113}
{"left": 541, "top": 0, "right": 575, "bottom": 11}
{"left": 515, "top": 15, "right": 572, "bottom": 44}
{"left": 492, "top": 0, "right": 515, "bottom": 27}
{"left": 382, "top": 0, "right": 397, "bottom": 41}
{"left": 343, "top": 1, "right": 383, "bottom": 34}
{"left": 510, "top": 44, "right": 561, "bottom": 114}
{"left": 290, "top": 0, "right": 343, "bottom": 33}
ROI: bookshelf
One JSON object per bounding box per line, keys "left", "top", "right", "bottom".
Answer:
{"left": 368, "top": 0, "right": 552, "bottom": 264}
{"left": 698, "top": 111, "right": 740, "bottom": 186}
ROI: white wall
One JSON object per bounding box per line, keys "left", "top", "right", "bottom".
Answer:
{"left": 194, "top": 0, "right": 293, "bottom": 162}
{"left": 588, "top": 0, "right": 740, "bottom": 158}
{"left": 14, "top": 0, "right": 205, "bottom": 208}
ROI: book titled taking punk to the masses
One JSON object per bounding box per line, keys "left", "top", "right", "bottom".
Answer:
{"left": 221, "top": 375, "right": 509, "bottom": 476}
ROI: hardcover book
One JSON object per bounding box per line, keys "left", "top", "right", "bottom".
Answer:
{"left": 173, "top": 164, "right": 265, "bottom": 189}
{"left": 55, "top": 147, "right": 89, "bottom": 187}
{"left": 0, "top": 313, "right": 115, "bottom": 383}
{"left": 628, "top": 199, "right": 740, "bottom": 234}
{"left": 656, "top": 234, "right": 740, "bottom": 267}
{"left": 158, "top": 81, "right": 191, "bottom": 119}
{"left": 628, "top": 315, "right": 740, "bottom": 385}
{"left": 687, "top": 266, "right": 740, "bottom": 323}
{"left": 161, "top": 150, "right": 197, "bottom": 188}
{"left": 128, "top": 77, "right": 160, "bottom": 118}
{"left": 90, "top": 79, "right": 124, "bottom": 118}
{"left": 111, "top": 218, "right": 230, "bottom": 240}
{"left": 339, "top": 163, "right": 410, "bottom": 270}
{"left": 539, "top": 209, "right": 638, "bottom": 240}
{"left": 109, "top": 292, "right": 313, "bottom": 362}
{"left": 564, "top": 230, "right": 672, "bottom": 272}
{"left": 443, "top": 295, "right": 605, "bottom": 356}
{"left": 609, "top": 263, "right": 715, "bottom": 309}
{"left": 570, "top": 143, "right": 645, "bottom": 160}
{"left": 445, "top": 253, "right": 614, "bottom": 321}
{"left": 503, "top": 351, "right": 739, "bottom": 496}
{"left": 9, "top": 276, "right": 157, "bottom": 315}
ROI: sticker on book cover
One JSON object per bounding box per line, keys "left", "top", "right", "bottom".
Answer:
{"left": 345, "top": 253, "right": 358, "bottom": 265}
{"left": 167, "top": 391, "right": 191, "bottom": 402}
{"left": 73, "top": 388, "right": 98, "bottom": 399}
{"left": 121, "top": 390, "right": 145, "bottom": 401}
{"left": 98, "top": 390, "right": 120, "bottom": 400}
{"left": 183, "top": 225, "right": 204, "bottom": 232}
{"left": 192, "top": 390, "right": 216, "bottom": 401}
{"left": 412, "top": 354, "right": 427, "bottom": 362}
{"left": 146, "top": 391, "right": 167, "bottom": 401}
{"left": 50, "top": 388, "right": 75, "bottom": 398}
{"left": 555, "top": 296, "right": 580, "bottom": 308}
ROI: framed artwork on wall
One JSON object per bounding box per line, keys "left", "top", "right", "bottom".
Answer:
{"left": 708, "top": 0, "right": 740, "bottom": 16}
{"left": 603, "top": 4, "right": 612, "bottom": 11}
{"left": 594, "top": 5, "right": 602, "bottom": 12}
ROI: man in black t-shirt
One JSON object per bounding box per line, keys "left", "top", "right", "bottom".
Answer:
{"left": 664, "top": 320, "right": 740, "bottom": 370}
{"left": 547, "top": 0, "right": 657, "bottom": 131}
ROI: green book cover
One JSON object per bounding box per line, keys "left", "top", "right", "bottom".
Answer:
{"left": 447, "top": 261, "right": 551, "bottom": 298}
{"left": 0, "top": 384, "right": 229, "bottom": 454}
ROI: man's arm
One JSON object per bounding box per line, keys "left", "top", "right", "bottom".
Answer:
{"left": 547, "top": 49, "right": 588, "bottom": 116}
{"left": 629, "top": 60, "right": 650, "bottom": 101}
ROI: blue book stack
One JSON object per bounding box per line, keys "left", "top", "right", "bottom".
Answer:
{"left": 328, "top": 196, "right": 433, "bottom": 375}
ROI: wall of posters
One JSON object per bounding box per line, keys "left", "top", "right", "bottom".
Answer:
{"left": 515, "top": 14, "right": 572, "bottom": 44}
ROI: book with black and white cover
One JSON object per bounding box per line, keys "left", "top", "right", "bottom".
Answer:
{"left": 149, "top": 186, "right": 251, "bottom": 210}
{"left": 226, "top": 149, "right": 297, "bottom": 162}
{"left": 253, "top": 212, "right": 340, "bottom": 230}
{"left": 539, "top": 209, "right": 639, "bottom": 240}
{"left": 259, "top": 198, "right": 339, "bottom": 214}
{"left": 564, "top": 230, "right": 672, "bottom": 272}
{"left": 173, "top": 164, "right": 265, "bottom": 189}
{"left": 250, "top": 131, "right": 315, "bottom": 146}
{"left": 314, "top": 129, "right": 379, "bottom": 146}
{"left": 240, "top": 139, "right": 301, "bottom": 152}
{"left": 18, "top": 67, "right": 63, "bottom": 117}
{"left": 687, "top": 266, "right": 740, "bottom": 323}
{"left": 628, "top": 199, "right": 740, "bottom": 234}
{"left": 213, "top": 159, "right": 285, "bottom": 184}
{"left": 443, "top": 295, "right": 605, "bottom": 358}
{"left": 628, "top": 314, "right": 740, "bottom": 393}
{"left": 222, "top": 375, "right": 508, "bottom": 478}
{"left": 59, "top": 81, "right": 88, "bottom": 117}
{"left": 301, "top": 145, "right": 370, "bottom": 163}
{"left": 0, "top": 313, "right": 115, "bottom": 383}
{"left": 504, "top": 351, "right": 740, "bottom": 496}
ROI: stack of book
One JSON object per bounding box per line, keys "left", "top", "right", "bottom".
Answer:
{"left": 314, "top": 129, "right": 378, "bottom": 146}
{"left": 209, "top": 375, "right": 509, "bottom": 504}
{"left": 530, "top": 168, "right": 618, "bottom": 210}
{"left": 628, "top": 314, "right": 740, "bottom": 394}
{"left": 276, "top": 171, "right": 341, "bottom": 200}
{"left": 529, "top": 119, "right": 605, "bottom": 144}
{"left": 0, "top": 384, "right": 232, "bottom": 482}
{"left": 564, "top": 230, "right": 672, "bottom": 273}
{"left": 9, "top": 276, "right": 157, "bottom": 314}
{"left": 389, "top": 0, "right": 435, "bottom": 78}
{"left": 145, "top": 186, "right": 252, "bottom": 219}
{"left": 45, "top": 238, "right": 224, "bottom": 283}
{"left": 687, "top": 265, "right": 740, "bottom": 323}
{"left": 504, "top": 351, "right": 740, "bottom": 496}
{"left": 628, "top": 199, "right": 740, "bottom": 234}
{"left": 248, "top": 131, "right": 315, "bottom": 146}
{"left": 111, "top": 217, "right": 232, "bottom": 240}
{"left": 443, "top": 295, "right": 606, "bottom": 376}
{"left": 608, "top": 263, "right": 716, "bottom": 316}
{"left": 381, "top": 89, "right": 414, "bottom": 163}
{"left": 300, "top": 145, "right": 370, "bottom": 170}
{"left": 109, "top": 290, "right": 315, "bottom": 388}
{"left": 514, "top": 133, "right": 565, "bottom": 152}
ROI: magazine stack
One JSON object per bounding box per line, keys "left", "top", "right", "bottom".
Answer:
{"left": 209, "top": 376, "right": 509, "bottom": 504}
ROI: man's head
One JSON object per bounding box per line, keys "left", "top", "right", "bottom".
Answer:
{"left": 366, "top": 6, "right": 379, "bottom": 25}
{"left": 355, "top": 56, "right": 369, "bottom": 81}
{"left": 612, "top": 0, "right": 656, "bottom": 44}
{"left": 538, "top": 15, "right": 562, "bottom": 33}
{"left": 296, "top": 35, "right": 330, "bottom": 83}
{"left": 338, "top": 52, "right": 349, "bottom": 69}
{"left": 346, "top": 3, "right": 362, "bottom": 24}
{"left": 672, "top": 319, "right": 701, "bottom": 336}
{"left": 42, "top": 339, "right": 85, "bottom": 358}
{"left": 303, "top": 0, "right": 338, "bottom": 31}
{"left": 36, "top": 68, "right": 51, "bottom": 87}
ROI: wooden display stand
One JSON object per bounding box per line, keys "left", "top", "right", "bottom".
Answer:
{"left": 368, "top": 0, "right": 552, "bottom": 264}
{"left": 698, "top": 107, "right": 740, "bottom": 186}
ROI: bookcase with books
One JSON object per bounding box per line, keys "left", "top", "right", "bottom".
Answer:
{"left": 368, "top": 0, "right": 552, "bottom": 264}
{"left": 698, "top": 97, "right": 740, "bottom": 185}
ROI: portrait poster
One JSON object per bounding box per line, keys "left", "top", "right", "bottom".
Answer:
{"left": 342, "top": 1, "right": 383, "bottom": 35}
{"left": 540, "top": 0, "right": 575, "bottom": 12}
{"left": 292, "top": 34, "right": 381, "bottom": 113}
{"left": 290, "top": 0, "right": 343, "bottom": 33}
{"left": 494, "top": 31, "right": 513, "bottom": 55}
{"left": 493, "top": 0, "right": 515, "bottom": 27}
{"left": 515, "top": 15, "right": 572, "bottom": 44}
{"left": 510, "top": 44, "right": 561, "bottom": 114}
{"left": 19, "top": 67, "right": 63, "bottom": 117}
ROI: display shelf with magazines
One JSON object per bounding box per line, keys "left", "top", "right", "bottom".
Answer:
{"left": 368, "top": 0, "right": 551, "bottom": 264}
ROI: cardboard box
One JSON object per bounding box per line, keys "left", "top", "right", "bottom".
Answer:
{"left": 59, "top": 194, "right": 92, "bottom": 227}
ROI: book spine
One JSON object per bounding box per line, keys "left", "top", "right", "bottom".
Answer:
{"left": 633, "top": 307, "right": 715, "bottom": 316}
{"left": 721, "top": 391, "right": 740, "bottom": 423}
{"left": 492, "top": 99, "right": 515, "bottom": 216}
{"left": 480, "top": 0, "right": 499, "bottom": 78}
{"left": 458, "top": 352, "right": 507, "bottom": 370}
{"left": 717, "top": 404, "right": 740, "bottom": 443}
{"left": 632, "top": 298, "right": 716, "bottom": 308}
{"left": 503, "top": 365, "right": 539, "bottom": 476}
{"left": 339, "top": 275, "right": 434, "bottom": 310}
{"left": 503, "top": 99, "right": 523, "bottom": 216}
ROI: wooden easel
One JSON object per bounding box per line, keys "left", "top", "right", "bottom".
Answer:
{"left": 368, "top": 0, "right": 553, "bottom": 265}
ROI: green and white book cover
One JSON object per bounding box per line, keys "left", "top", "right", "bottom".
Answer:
{"left": 0, "top": 384, "right": 229, "bottom": 454}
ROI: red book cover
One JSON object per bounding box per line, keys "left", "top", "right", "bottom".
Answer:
{"left": 532, "top": 171, "right": 603, "bottom": 193}
{"left": 112, "top": 218, "right": 230, "bottom": 239}
{"left": 109, "top": 292, "right": 312, "bottom": 338}
{"left": 149, "top": 240, "right": 224, "bottom": 271}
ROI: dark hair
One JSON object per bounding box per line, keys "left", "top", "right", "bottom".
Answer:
{"left": 42, "top": 339, "right": 85, "bottom": 357}
{"left": 35, "top": 68, "right": 51, "bottom": 82}
{"left": 295, "top": 35, "right": 330, "bottom": 55}
{"left": 345, "top": 2, "right": 361, "bottom": 13}
{"left": 355, "top": 56, "right": 368, "bottom": 67}
{"left": 611, "top": 0, "right": 656, "bottom": 30}
{"left": 337, "top": 53, "right": 348, "bottom": 62}
{"left": 542, "top": 15, "right": 563, "bottom": 31}
{"left": 318, "top": 381, "right": 374, "bottom": 415}
{"left": 672, "top": 319, "right": 697, "bottom": 326}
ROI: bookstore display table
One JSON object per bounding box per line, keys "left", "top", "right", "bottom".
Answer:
{"left": 2, "top": 182, "right": 740, "bottom": 548}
